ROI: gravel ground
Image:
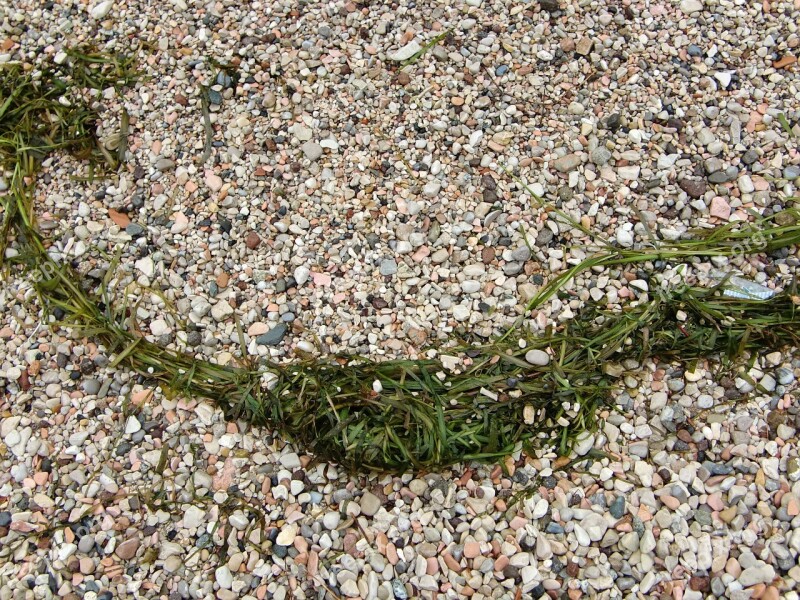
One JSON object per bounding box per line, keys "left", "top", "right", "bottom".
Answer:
{"left": 2, "top": 0, "right": 800, "bottom": 597}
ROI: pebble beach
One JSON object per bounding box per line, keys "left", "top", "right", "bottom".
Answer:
{"left": 2, "top": 0, "right": 800, "bottom": 598}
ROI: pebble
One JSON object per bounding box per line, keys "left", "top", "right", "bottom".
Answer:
{"left": 422, "top": 181, "right": 441, "bottom": 197}
{"left": 784, "top": 166, "right": 800, "bottom": 180}
{"left": 301, "top": 141, "right": 323, "bottom": 161}
{"left": 525, "top": 349, "right": 550, "bottom": 366}
{"left": 256, "top": 324, "right": 288, "bottom": 346}
{"left": 679, "top": 178, "right": 707, "bottom": 199}
{"left": 609, "top": 496, "right": 626, "bottom": 519}
{"left": 576, "top": 37, "right": 593, "bottom": 56}
{"left": 591, "top": 147, "right": 612, "bottom": 166}
{"left": 90, "top": 1, "right": 113, "bottom": 19}
{"left": 210, "top": 301, "right": 234, "bottom": 322}
{"left": 275, "top": 524, "right": 297, "bottom": 546}
{"left": 215, "top": 565, "right": 233, "bottom": 590}
{"left": 205, "top": 171, "right": 223, "bottom": 192}
{"left": 461, "top": 280, "right": 481, "bottom": 294}
{"left": 183, "top": 506, "right": 205, "bottom": 529}
{"left": 322, "top": 512, "right": 341, "bottom": 530}
{"left": 245, "top": 231, "right": 261, "bottom": 249}
{"left": 552, "top": 154, "right": 582, "bottom": 173}
{"left": 453, "top": 305, "right": 470, "bottom": 321}
{"left": 114, "top": 539, "right": 139, "bottom": 560}
{"left": 294, "top": 266, "right": 310, "bottom": 285}
{"left": 680, "top": 0, "right": 704, "bottom": 13}
{"left": 714, "top": 71, "right": 732, "bottom": 89}
{"left": 280, "top": 452, "right": 301, "bottom": 470}
{"left": 388, "top": 41, "right": 422, "bottom": 62}
{"left": 618, "top": 166, "right": 640, "bottom": 180}
{"left": 710, "top": 197, "right": 731, "bottom": 220}
{"left": 573, "top": 432, "right": 595, "bottom": 456}
{"left": 124, "top": 416, "right": 141, "bottom": 434}
{"left": 360, "top": 492, "right": 382, "bottom": 517}
{"left": 380, "top": 259, "right": 398, "bottom": 276}
{"left": 616, "top": 228, "right": 634, "bottom": 247}
{"left": 739, "top": 564, "right": 775, "bottom": 587}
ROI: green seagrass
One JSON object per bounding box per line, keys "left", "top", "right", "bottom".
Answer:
{"left": 2, "top": 48, "right": 798, "bottom": 472}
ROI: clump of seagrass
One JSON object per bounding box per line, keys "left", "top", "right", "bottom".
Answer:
{"left": 2, "top": 49, "right": 800, "bottom": 473}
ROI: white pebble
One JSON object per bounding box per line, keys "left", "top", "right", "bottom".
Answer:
{"left": 525, "top": 349, "right": 550, "bottom": 366}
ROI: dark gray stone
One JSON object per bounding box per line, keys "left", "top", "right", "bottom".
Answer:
{"left": 126, "top": 223, "right": 145, "bottom": 236}
{"left": 679, "top": 178, "right": 707, "bottom": 198}
{"left": 609, "top": 495, "right": 626, "bottom": 519}
{"left": 256, "top": 324, "right": 288, "bottom": 346}
{"left": 742, "top": 148, "right": 759, "bottom": 165}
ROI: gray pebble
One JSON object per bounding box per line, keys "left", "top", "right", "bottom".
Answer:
{"left": 552, "top": 153, "right": 582, "bottom": 172}
{"left": 783, "top": 165, "right": 800, "bottom": 180}
{"left": 126, "top": 223, "right": 145, "bottom": 236}
{"left": 536, "top": 229, "right": 554, "bottom": 246}
{"left": 78, "top": 535, "right": 95, "bottom": 553}
{"left": 154, "top": 158, "right": 175, "bottom": 171}
{"left": 301, "top": 141, "right": 323, "bottom": 161}
{"left": 512, "top": 246, "right": 532, "bottom": 262}
{"left": 609, "top": 495, "right": 625, "bottom": 519}
{"left": 392, "top": 579, "right": 408, "bottom": 600}
{"left": 380, "top": 259, "right": 398, "bottom": 276}
{"left": 742, "top": 148, "right": 759, "bottom": 165}
{"left": 82, "top": 379, "right": 101, "bottom": 395}
{"left": 256, "top": 324, "right": 288, "bottom": 346}
{"left": 591, "top": 147, "right": 612, "bottom": 166}
{"left": 776, "top": 367, "right": 794, "bottom": 385}
{"left": 687, "top": 44, "right": 703, "bottom": 57}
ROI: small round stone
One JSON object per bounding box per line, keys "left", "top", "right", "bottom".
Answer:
{"left": 525, "top": 349, "right": 550, "bottom": 366}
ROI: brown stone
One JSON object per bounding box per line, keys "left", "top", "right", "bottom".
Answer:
{"left": 79, "top": 557, "right": 95, "bottom": 575}
{"left": 463, "top": 541, "right": 482, "bottom": 559}
{"left": 114, "top": 538, "right": 139, "bottom": 560}
{"left": 426, "top": 556, "right": 439, "bottom": 575}
{"left": 307, "top": 551, "right": 319, "bottom": 577}
{"left": 762, "top": 586, "right": 780, "bottom": 600}
{"left": 493, "top": 555, "right": 509, "bottom": 572}
{"left": 679, "top": 178, "right": 707, "bottom": 199}
{"left": 443, "top": 552, "right": 462, "bottom": 573}
{"left": 407, "top": 328, "right": 427, "bottom": 347}
{"left": 689, "top": 576, "right": 710, "bottom": 592}
{"left": 397, "top": 71, "right": 411, "bottom": 86}
{"left": 576, "top": 37, "right": 593, "bottom": 56}
{"left": 720, "top": 506, "right": 737, "bottom": 523}
{"left": 245, "top": 231, "right": 261, "bottom": 249}
{"left": 343, "top": 532, "right": 359, "bottom": 556}
{"left": 661, "top": 494, "right": 681, "bottom": 510}
{"left": 107, "top": 209, "right": 131, "bottom": 228}
{"left": 773, "top": 55, "right": 797, "bottom": 69}
{"left": 386, "top": 543, "right": 399, "bottom": 565}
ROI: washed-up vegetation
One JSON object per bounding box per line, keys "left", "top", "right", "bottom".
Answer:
{"left": 2, "top": 49, "right": 799, "bottom": 472}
